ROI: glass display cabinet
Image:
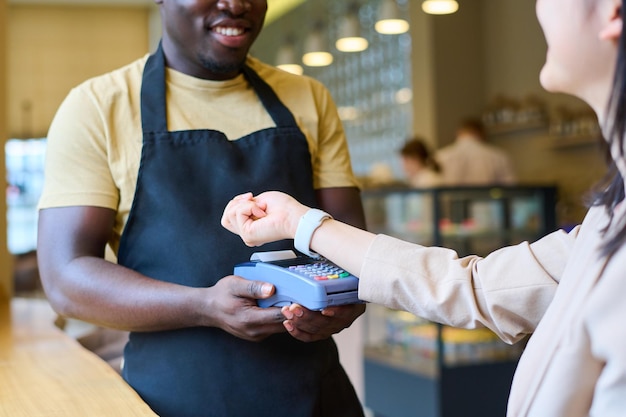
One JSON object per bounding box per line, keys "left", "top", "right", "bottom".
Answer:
{"left": 360, "top": 185, "right": 558, "bottom": 417}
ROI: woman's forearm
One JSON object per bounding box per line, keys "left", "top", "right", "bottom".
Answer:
{"left": 308, "top": 219, "right": 376, "bottom": 278}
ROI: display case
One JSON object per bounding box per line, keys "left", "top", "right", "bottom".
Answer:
{"left": 360, "top": 185, "right": 558, "bottom": 417}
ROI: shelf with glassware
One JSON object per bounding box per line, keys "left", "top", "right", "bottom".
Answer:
{"left": 485, "top": 119, "right": 600, "bottom": 149}
{"left": 482, "top": 95, "right": 601, "bottom": 149}
{"left": 360, "top": 185, "right": 557, "bottom": 417}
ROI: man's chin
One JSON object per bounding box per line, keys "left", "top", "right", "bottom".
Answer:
{"left": 199, "top": 56, "right": 246, "bottom": 77}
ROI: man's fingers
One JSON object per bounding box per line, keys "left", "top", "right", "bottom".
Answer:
{"left": 232, "top": 276, "right": 275, "bottom": 300}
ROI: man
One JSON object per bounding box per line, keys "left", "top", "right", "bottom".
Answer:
{"left": 37, "top": 1, "right": 366, "bottom": 416}
{"left": 435, "top": 118, "right": 517, "bottom": 186}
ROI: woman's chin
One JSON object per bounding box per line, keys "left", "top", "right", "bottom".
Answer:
{"left": 539, "top": 68, "right": 559, "bottom": 93}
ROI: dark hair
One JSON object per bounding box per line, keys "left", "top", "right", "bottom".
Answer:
{"left": 588, "top": 2, "right": 626, "bottom": 257}
{"left": 457, "top": 117, "right": 486, "bottom": 140}
{"left": 400, "top": 138, "right": 441, "bottom": 173}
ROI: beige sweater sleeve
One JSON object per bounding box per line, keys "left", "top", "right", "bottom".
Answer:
{"left": 358, "top": 227, "right": 579, "bottom": 344}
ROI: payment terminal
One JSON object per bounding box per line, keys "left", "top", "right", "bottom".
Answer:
{"left": 234, "top": 250, "right": 362, "bottom": 311}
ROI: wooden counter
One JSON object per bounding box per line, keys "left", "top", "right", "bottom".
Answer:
{"left": 0, "top": 297, "right": 158, "bottom": 416}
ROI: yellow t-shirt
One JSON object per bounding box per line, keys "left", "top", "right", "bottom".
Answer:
{"left": 39, "top": 54, "right": 358, "bottom": 254}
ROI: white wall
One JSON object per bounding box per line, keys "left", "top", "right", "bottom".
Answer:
{"left": 7, "top": 5, "right": 152, "bottom": 138}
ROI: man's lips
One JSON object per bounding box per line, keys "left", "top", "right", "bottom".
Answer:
{"left": 211, "top": 24, "right": 250, "bottom": 48}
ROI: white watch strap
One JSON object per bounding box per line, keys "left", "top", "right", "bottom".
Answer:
{"left": 294, "top": 208, "right": 333, "bottom": 259}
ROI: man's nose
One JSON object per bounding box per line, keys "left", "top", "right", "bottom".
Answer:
{"left": 216, "top": 0, "right": 252, "bottom": 15}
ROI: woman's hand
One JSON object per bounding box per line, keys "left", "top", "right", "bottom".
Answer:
{"left": 221, "top": 191, "right": 309, "bottom": 246}
{"left": 281, "top": 303, "right": 367, "bottom": 343}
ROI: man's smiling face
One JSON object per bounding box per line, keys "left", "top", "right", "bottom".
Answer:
{"left": 156, "top": 0, "right": 268, "bottom": 80}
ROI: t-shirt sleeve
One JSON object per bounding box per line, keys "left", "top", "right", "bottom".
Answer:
{"left": 38, "top": 86, "right": 119, "bottom": 210}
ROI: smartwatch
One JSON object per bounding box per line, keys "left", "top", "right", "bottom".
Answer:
{"left": 294, "top": 208, "right": 333, "bottom": 259}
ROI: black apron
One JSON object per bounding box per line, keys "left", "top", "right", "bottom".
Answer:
{"left": 117, "top": 44, "right": 364, "bottom": 417}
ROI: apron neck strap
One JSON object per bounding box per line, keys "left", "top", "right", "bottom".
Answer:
{"left": 141, "top": 42, "right": 168, "bottom": 133}
{"left": 241, "top": 65, "right": 299, "bottom": 128}
{"left": 140, "top": 42, "right": 299, "bottom": 134}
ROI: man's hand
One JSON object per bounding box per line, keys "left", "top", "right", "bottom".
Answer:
{"left": 205, "top": 275, "right": 287, "bottom": 342}
{"left": 280, "top": 303, "right": 367, "bottom": 343}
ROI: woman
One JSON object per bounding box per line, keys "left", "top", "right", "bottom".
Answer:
{"left": 399, "top": 137, "right": 444, "bottom": 188}
{"left": 222, "top": 0, "right": 625, "bottom": 415}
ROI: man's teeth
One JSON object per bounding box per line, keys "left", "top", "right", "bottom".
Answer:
{"left": 214, "top": 27, "right": 244, "bottom": 36}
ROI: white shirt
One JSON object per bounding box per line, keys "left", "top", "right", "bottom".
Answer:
{"left": 407, "top": 168, "right": 444, "bottom": 188}
{"left": 435, "top": 136, "right": 516, "bottom": 186}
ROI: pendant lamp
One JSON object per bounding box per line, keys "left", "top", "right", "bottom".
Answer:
{"left": 275, "top": 42, "right": 303, "bottom": 75}
{"left": 302, "top": 23, "right": 333, "bottom": 67}
{"left": 421, "top": 0, "right": 459, "bottom": 15}
{"left": 336, "top": 4, "right": 368, "bottom": 53}
{"left": 375, "top": 0, "right": 410, "bottom": 35}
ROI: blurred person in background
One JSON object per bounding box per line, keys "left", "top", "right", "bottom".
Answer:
{"left": 436, "top": 118, "right": 517, "bottom": 186}
{"left": 399, "top": 137, "right": 444, "bottom": 188}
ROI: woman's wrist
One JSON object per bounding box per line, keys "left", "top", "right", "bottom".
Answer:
{"left": 288, "top": 205, "right": 310, "bottom": 238}
{"left": 293, "top": 208, "right": 332, "bottom": 258}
